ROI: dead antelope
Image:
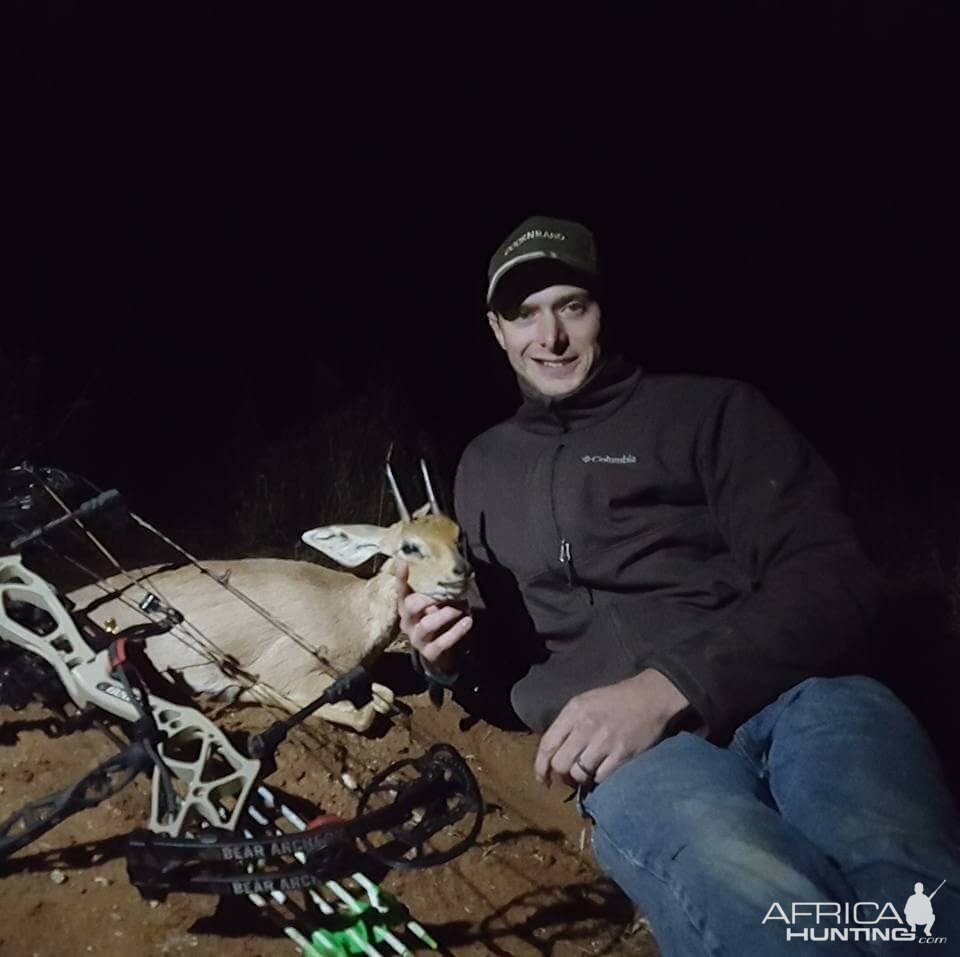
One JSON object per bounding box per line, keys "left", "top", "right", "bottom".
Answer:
{"left": 66, "top": 462, "right": 469, "bottom": 731}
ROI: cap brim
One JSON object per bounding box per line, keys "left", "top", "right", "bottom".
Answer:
{"left": 487, "top": 251, "right": 554, "bottom": 304}
{"left": 487, "top": 250, "right": 598, "bottom": 307}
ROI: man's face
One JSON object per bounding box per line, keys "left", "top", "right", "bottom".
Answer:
{"left": 487, "top": 285, "right": 602, "bottom": 398}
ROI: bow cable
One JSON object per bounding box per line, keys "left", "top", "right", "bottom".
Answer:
{"left": 30, "top": 467, "right": 344, "bottom": 678}
{"left": 18, "top": 471, "right": 356, "bottom": 758}
{"left": 18, "top": 466, "right": 490, "bottom": 787}
{"left": 23, "top": 467, "right": 400, "bottom": 738}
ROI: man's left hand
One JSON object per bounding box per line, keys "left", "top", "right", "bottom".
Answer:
{"left": 534, "top": 669, "right": 690, "bottom": 787}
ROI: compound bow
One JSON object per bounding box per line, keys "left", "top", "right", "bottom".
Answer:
{"left": 0, "top": 465, "right": 484, "bottom": 957}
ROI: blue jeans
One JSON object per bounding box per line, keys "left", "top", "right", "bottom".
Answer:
{"left": 581, "top": 676, "right": 960, "bottom": 956}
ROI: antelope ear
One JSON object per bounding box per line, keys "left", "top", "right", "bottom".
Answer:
{"left": 412, "top": 502, "right": 432, "bottom": 519}
{"left": 301, "top": 524, "right": 389, "bottom": 567}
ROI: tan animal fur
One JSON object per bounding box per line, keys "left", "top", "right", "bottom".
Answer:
{"left": 66, "top": 510, "right": 468, "bottom": 732}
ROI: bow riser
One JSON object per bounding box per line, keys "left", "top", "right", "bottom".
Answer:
{"left": 0, "top": 554, "right": 260, "bottom": 835}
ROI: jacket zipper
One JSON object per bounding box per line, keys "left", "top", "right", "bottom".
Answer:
{"left": 548, "top": 443, "right": 571, "bottom": 581}
{"left": 558, "top": 537, "right": 573, "bottom": 585}
{"left": 549, "top": 442, "right": 592, "bottom": 602}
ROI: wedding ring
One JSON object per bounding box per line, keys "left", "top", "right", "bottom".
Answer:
{"left": 574, "top": 757, "right": 594, "bottom": 777}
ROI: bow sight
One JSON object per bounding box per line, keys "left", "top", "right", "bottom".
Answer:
{"left": 0, "top": 464, "right": 484, "bottom": 955}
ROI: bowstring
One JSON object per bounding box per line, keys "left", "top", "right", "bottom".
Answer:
{"left": 27, "top": 465, "right": 395, "bottom": 713}
{"left": 42, "top": 540, "right": 335, "bottom": 757}
{"left": 22, "top": 467, "right": 485, "bottom": 799}
{"left": 28, "top": 495, "right": 306, "bottom": 714}
{"left": 21, "top": 470, "right": 352, "bottom": 753}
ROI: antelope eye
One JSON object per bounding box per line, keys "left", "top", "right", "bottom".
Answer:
{"left": 400, "top": 542, "right": 422, "bottom": 556}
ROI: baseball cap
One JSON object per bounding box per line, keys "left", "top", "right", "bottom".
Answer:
{"left": 486, "top": 215, "right": 599, "bottom": 307}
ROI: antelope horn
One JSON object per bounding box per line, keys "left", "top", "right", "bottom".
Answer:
{"left": 419, "top": 458, "right": 441, "bottom": 515}
{"left": 385, "top": 447, "right": 411, "bottom": 523}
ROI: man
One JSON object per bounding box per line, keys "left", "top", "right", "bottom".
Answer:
{"left": 399, "top": 216, "right": 960, "bottom": 955}
{"left": 904, "top": 882, "right": 938, "bottom": 937}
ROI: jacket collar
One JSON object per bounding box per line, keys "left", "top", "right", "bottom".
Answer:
{"left": 514, "top": 355, "right": 643, "bottom": 435}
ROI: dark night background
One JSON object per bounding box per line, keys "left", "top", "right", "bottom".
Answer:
{"left": 5, "top": 4, "right": 959, "bottom": 768}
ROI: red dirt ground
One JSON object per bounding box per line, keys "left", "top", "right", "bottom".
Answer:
{"left": 0, "top": 681, "right": 660, "bottom": 957}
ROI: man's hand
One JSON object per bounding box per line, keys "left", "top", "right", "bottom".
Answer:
{"left": 534, "top": 669, "right": 690, "bottom": 787}
{"left": 394, "top": 561, "right": 472, "bottom": 673}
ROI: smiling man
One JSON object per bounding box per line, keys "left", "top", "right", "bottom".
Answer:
{"left": 399, "top": 215, "right": 960, "bottom": 955}
{"left": 486, "top": 283, "right": 601, "bottom": 396}
{"left": 484, "top": 218, "right": 603, "bottom": 398}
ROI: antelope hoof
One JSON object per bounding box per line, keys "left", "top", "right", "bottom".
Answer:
{"left": 211, "top": 684, "right": 244, "bottom": 705}
{"left": 317, "top": 700, "right": 377, "bottom": 733}
{"left": 371, "top": 683, "right": 395, "bottom": 715}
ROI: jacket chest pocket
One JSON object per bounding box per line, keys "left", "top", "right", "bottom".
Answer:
{"left": 559, "top": 459, "right": 711, "bottom": 576}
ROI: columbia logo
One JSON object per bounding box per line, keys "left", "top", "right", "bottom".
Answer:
{"left": 582, "top": 454, "right": 637, "bottom": 464}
